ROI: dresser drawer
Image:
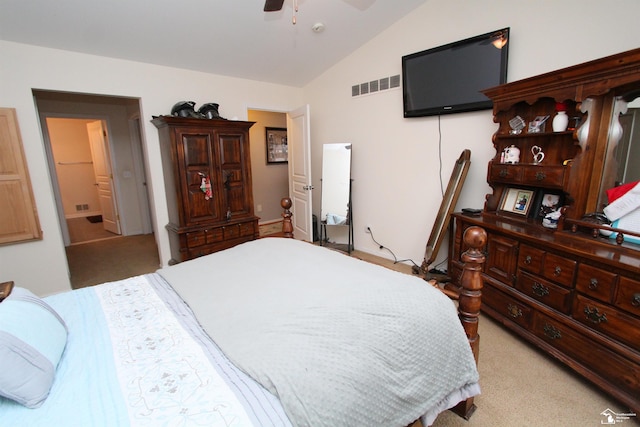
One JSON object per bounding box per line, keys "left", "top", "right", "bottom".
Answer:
{"left": 488, "top": 163, "right": 522, "bottom": 184}
{"left": 516, "top": 271, "right": 572, "bottom": 314}
{"left": 483, "top": 284, "right": 533, "bottom": 329}
{"left": 518, "top": 244, "right": 544, "bottom": 275}
{"left": 573, "top": 294, "right": 640, "bottom": 351}
{"left": 575, "top": 264, "right": 616, "bottom": 303}
{"left": 615, "top": 276, "right": 640, "bottom": 317}
{"left": 532, "top": 311, "right": 640, "bottom": 397}
{"left": 521, "top": 165, "right": 565, "bottom": 188}
{"left": 542, "top": 253, "right": 576, "bottom": 288}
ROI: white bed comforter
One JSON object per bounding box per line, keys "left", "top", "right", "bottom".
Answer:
{"left": 159, "top": 238, "right": 480, "bottom": 427}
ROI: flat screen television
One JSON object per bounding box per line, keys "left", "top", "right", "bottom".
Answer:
{"left": 402, "top": 28, "right": 509, "bottom": 118}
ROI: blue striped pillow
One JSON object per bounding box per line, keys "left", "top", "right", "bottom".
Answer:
{"left": 0, "top": 287, "right": 68, "bottom": 408}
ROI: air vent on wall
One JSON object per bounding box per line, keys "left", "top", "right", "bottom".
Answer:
{"left": 352, "top": 74, "right": 400, "bottom": 97}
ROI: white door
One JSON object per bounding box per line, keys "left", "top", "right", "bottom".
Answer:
{"left": 287, "top": 105, "right": 313, "bottom": 242}
{"left": 87, "top": 120, "right": 121, "bottom": 235}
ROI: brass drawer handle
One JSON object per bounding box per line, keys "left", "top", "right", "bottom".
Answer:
{"left": 535, "top": 172, "right": 546, "bottom": 181}
{"left": 524, "top": 255, "right": 532, "bottom": 265}
{"left": 499, "top": 169, "right": 508, "bottom": 177}
{"left": 632, "top": 293, "right": 640, "bottom": 307}
{"left": 584, "top": 306, "right": 608, "bottom": 324}
{"left": 507, "top": 303, "right": 523, "bottom": 318}
{"left": 588, "top": 278, "right": 598, "bottom": 290}
{"left": 543, "top": 324, "right": 562, "bottom": 340}
{"left": 532, "top": 282, "right": 549, "bottom": 297}
{"left": 553, "top": 266, "right": 562, "bottom": 276}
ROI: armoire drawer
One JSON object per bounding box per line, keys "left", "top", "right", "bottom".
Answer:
{"left": 238, "top": 221, "right": 255, "bottom": 237}
{"left": 223, "top": 224, "right": 241, "bottom": 239}
{"left": 573, "top": 294, "right": 640, "bottom": 351}
{"left": 516, "top": 271, "right": 572, "bottom": 314}
{"left": 186, "top": 230, "right": 207, "bottom": 248}
{"left": 483, "top": 284, "right": 533, "bottom": 329}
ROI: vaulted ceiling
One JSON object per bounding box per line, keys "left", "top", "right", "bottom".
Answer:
{"left": 0, "top": 0, "right": 429, "bottom": 87}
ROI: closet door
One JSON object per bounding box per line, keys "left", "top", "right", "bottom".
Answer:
{"left": 0, "top": 108, "right": 42, "bottom": 244}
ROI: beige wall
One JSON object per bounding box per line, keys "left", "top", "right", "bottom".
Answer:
{"left": 248, "top": 109, "right": 289, "bottom": 222}
{"left": 303, "top": 0, "right": 640, "bottom": 267}
{"left": 1, "top": 0, "right": 639, "bottom": 295}
{"left": 0, "top": 41, "right": 302, "bottom": 296}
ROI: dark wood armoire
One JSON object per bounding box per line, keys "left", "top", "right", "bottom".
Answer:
{"left": 152, "top": 116, "right": 259, "bottom": 264}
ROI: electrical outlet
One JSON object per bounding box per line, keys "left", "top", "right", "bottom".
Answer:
{"left": 365, "top": 225, "right": 371, "bottom": 233}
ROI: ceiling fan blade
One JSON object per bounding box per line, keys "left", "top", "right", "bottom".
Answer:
{"left": 264, "top": 0, "right": 285, "bottom": 12}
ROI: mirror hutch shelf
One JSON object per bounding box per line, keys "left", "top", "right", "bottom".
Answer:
{"left": 448, "top": 48, "right": 640, "bottom": 413}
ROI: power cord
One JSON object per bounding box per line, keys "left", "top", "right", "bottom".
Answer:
{"left": 438, "top": 114, "right": 444, "bottom": 197}
{"left": 366, "top": 227, "right": 421, "bottom": 273}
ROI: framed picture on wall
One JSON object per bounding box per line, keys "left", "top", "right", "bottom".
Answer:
{"left": 266, "top": 127, "right": 288, "bottom": 164}
{"left": 499, "top": 187, "right": 536, "bottom": 216}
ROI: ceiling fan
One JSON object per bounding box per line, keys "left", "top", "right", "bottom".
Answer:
{"left": 264, "top": 0, "right": 285, "bottom": 12}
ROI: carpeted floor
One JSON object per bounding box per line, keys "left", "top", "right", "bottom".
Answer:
{"left": 66, "top": 234, "right": 160, "bottom": 289}
{"left": 67, "top": 216, "right": 119, "bottom": 244}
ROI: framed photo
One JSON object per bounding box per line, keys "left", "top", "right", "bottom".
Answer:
{"left": 531, "top": 191, "right": 564, "bottom": 219}
{"left": 266, "top": 127, "right": 288, "bottom": 164}
{"left": 499, "top": 187, "right": 536, "bottom": 216}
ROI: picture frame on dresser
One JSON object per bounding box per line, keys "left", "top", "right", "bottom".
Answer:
{"left": 266, "top": 127, "right": 288, "bottom": 164}
{"left": 499, "top": 187, "right": 535, "bottom": 216}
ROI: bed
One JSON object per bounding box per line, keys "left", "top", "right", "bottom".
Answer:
{"left": 0, "top": 208, "right": 486, "bottom": 427}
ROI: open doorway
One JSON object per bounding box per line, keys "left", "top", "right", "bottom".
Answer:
{"left": 247, "top": 109, "right": 289, "bottom": 226}
{"left": 46, "top": 117, "right": 121, "bottom": 244}
{"left": 247, "top": 106, "right": 314, "bottom": 242}
{"left": 34, "top": 90, "right": 159, "bottom": 288}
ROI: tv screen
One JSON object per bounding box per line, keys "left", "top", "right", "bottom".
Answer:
{"left": 402, "top": 28, "right": 509, "bottom": 118}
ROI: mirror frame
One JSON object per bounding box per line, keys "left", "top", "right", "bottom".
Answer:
{"left": 421, "top": 149, "right": 471, "bottom": 271}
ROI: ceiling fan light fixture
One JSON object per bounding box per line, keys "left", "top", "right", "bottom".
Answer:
{"left": 491, "top": 31, "right": 508, "bottom": 49}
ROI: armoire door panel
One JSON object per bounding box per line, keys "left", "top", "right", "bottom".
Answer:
{"left": 182, "top": 133, "right": 214, "bottom": 167}
{"left": 218, "top": 134, "right": 243, "bottom": 165}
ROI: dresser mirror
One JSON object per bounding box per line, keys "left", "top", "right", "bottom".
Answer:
{"left": 596, "top": 93, "right": 640, "bottom": 211}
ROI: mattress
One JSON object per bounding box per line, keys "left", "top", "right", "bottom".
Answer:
{"left": 0, "top": 274, "right": 290, "bottom": 427}
{"left": 159, "top": 238, "right": 480, "bottom": 427}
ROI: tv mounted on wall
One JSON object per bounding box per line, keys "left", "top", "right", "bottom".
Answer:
{"left": 402, "top": 28, "right": 509, "bottom": 118}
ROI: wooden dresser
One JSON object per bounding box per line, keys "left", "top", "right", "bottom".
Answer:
{"left": 448, "top": 49, "right": 640, "bottom": 412}
{"left": 152, "top": 116, "right": 259, "bottom": 263}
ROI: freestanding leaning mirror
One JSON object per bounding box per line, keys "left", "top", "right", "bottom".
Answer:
{"left": 320, "top": 143, "right": 353, "bottom": 253}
